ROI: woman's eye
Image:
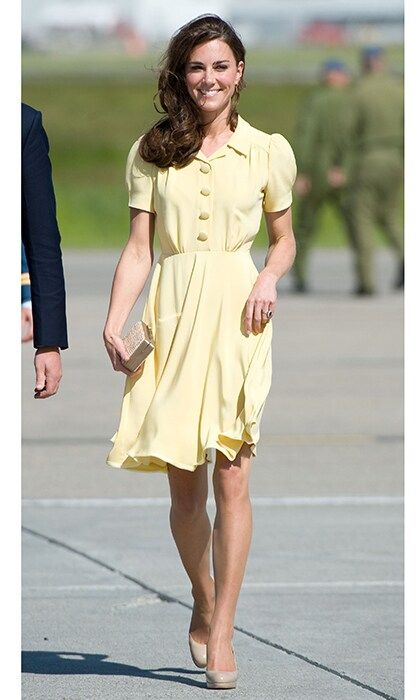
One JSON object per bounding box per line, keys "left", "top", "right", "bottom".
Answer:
{"left": 188, "top": 65, "right": 228, "bottom": 72}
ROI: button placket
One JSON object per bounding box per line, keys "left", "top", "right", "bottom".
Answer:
{"left": 197, "top": 160, "right": 212, "bottom": 244}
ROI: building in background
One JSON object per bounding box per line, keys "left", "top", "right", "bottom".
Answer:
{"left": 230, "top": 1, "right": 403, "bottom": 46}
{"left": 22, "top": 0, "right": 403, "bottom": 51}
{"left": 22, "top": 0, "right": 227, "bottom": 50}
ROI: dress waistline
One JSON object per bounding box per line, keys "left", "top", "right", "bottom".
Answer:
{"left": 158, "top": 249, "right": 253, "bottom": 263}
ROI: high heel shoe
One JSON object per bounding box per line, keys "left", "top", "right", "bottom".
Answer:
{"left": 205, "top": 645, "right": 238, "bottom": 689}
{"left": 188, "top": 632, "right": 207, "bottom": 668}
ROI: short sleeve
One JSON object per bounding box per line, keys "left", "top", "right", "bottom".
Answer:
{"left": 262, "top": 133, "right": 297, "bottom": 213}
{"left": 125, "top": 138, "right": 156, "bottom": 213}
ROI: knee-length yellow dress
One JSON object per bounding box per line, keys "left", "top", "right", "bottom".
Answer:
{"left": 106, "top": 116, "right": 297, "bottom": 473}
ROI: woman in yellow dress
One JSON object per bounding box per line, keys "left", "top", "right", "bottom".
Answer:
{"left": 103, "top": 14, "right": 296, "bottom": 689}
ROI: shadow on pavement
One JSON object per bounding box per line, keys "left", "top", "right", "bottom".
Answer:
{"left": 21, "top": 651, "right": 205, "bottom": 688}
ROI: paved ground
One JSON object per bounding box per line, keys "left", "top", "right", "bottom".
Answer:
{"left": 22, "top": 249, "right": 403, "bottom": 699}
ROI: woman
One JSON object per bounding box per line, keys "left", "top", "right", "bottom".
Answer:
{"left": 104, "top": 14, "right": 296, "bottom": 690}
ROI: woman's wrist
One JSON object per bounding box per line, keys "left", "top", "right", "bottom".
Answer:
{"left": 259, "top": 267, "right": 279, "bottom": 284}
{"left": 103, "top": 325, "right": 123, "bottom": 342}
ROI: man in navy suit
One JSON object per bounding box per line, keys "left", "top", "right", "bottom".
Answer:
{"left": 22, "top": 103, "right": 68, "bottom": 398}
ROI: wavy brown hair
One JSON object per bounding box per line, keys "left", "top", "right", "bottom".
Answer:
{"left": 139, "top": 15, "right": 246, "bottom": 168}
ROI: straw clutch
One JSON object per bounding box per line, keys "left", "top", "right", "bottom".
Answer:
{"left": 121, "top": 321, "right": 154, "bottom": 373}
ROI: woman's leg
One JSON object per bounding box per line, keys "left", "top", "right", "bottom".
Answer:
{"left": 207, "top": 442, "right": 253, "bottom": 671}
{"left": 167, "top": 462, "right": 215, "bottom": 644}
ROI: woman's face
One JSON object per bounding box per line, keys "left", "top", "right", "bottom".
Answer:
{"left": 184, "top": 39, "right": 244, "bottom": 118}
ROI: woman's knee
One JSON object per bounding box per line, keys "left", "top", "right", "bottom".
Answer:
{"left": 170, "top": 494, "right": 208, "bottom": 520}
{"left": 213, "top": 448, "right": 251, "bottom": 505}
{"left": 213, "top": 470, "right": 249, "bottom": 506}
{"left": 168, "top": 464, "right": 208, "bottom": 518}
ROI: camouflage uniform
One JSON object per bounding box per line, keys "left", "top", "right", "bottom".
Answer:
{"left": 343, "top": 72, "right": 404, "bottom": 292}
{"left": 293, "top": 84, "right": 354, "bottom": 288}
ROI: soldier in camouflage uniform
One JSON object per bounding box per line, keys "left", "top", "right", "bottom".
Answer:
{"left": 292, "top": 60, "right": 354, "bottom": 292}
{"left": 342, "top": 46, "right": 404, "bottom": 294}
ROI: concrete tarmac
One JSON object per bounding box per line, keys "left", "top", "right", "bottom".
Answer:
{"left": 22, "top": 249, "right": 403, "bottom": 699}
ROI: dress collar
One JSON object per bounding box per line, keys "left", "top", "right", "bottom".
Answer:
{"left": 226, "top": 115, "right": 250, "bottom": 157}
{"left": 195, "top": 114, "right": 251, "bottom": 162}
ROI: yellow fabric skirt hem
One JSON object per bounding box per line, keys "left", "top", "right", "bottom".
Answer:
{"left": 105, "top": 434, "right": 257, "bottom": 474}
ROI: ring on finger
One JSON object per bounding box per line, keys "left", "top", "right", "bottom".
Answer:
{"left": 261, "top": 309, "right": 273, "bottom": 321}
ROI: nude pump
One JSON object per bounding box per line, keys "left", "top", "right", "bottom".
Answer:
{"left": 188, "top": 632, "right": 207, "bottom": 668}
{"left": 205, "top": 645, "right": 238, "bottom": 690}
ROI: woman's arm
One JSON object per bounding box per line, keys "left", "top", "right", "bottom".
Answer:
{"left": 103, "top": 208, "right": 155, "bottom": 374}
{"left": 263, "top": 207, "right": 296, "bottom": 280}
{"left": 244, "top": 207, "right": 296, "bottom": 335}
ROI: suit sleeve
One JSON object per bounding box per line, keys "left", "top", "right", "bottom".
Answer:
{"left": 21, "top": 110, "right": 68, "bottom": 349}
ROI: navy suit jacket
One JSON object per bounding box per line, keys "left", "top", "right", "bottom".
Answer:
{"left": 21, "top": 103, "right": 68, "bottom": 349}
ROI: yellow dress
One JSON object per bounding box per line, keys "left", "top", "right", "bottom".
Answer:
{"left": 106, "top": 115, "right": 297, "bottom": 473}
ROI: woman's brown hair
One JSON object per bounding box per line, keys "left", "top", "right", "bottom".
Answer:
{"left": 139, "top": 14, "right": 246, "bottom": 169}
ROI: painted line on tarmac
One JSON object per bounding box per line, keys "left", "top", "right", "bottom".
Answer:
{"left": 23, "top": 584, "right": 136, "bottom": 592}
{"left": 22, "top": 525, "right": 399, "bottom": 700}
{"left": 22, "top": 433, "right": 403, "bottom": 446}
{"left": 22, "top": 495, "right": 403, "bottom": 507}
{"left": 264, "top": 433, "right": 403, "bottom": 445}
{"left": 163, "top": 580, "right": 403, "bottom": 591}
{"left": 242, "top": 580, "right": 403, "bottom": 589}
{"left": 22, "top": 581, "right": 403, "bottom": 593}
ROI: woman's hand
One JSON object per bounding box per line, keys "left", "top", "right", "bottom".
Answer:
{"left": 244, "top": 270, "right": 277, "bottom": 335}
{"left": 103, "top": 329, "right": 134, "bottom": 376}
{"left": 102, "top": 209, "right": 155, "bottom": 378}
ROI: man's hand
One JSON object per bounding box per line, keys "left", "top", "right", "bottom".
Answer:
{"left": 34, "top": 347, "right": 62, "bottom": 399}
{"left": 294, "top": 174, "right": 312, "bottom": 197}
{"left": 21, "top": 307, "right": 33, "bottom": 343}
{"left": 327, "top": 167, "right": 347, "bottom": 189}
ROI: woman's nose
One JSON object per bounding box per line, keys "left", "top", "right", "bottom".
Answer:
{"left": 202, "top": 68, "right": 216, "bottom": 84}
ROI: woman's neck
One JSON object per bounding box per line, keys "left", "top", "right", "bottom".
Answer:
{"left": 200, "top": 104, "right": 233, "bottom": 138}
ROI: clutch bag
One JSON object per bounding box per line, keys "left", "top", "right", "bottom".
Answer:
{"left": 121, "top": 320, "right": 154, "bottom": 373}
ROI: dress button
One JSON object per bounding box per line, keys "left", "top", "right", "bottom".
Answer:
{"left": 201, "top": 187, "right": 211, "bottom": 196}
{"left": 200, "top": 163, "right": 211, "bottom": 174}
{"left": 199, "top": 212, "right": 210, "bottom": 220}
{"left": 197, "top": 232, "right": 208, "bottom": 241}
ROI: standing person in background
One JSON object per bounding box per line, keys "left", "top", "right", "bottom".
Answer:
{"left": 21, "top": 242, "right": 33, "bottom": 343}
{"left": 292, "top": 60, "right": 353, "bottom": 293}
{"left": 22, "top": 103, "right": 68, "bottom": 398}
{"left": 341, "top": 46, "right": 404, "bottom": 295}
